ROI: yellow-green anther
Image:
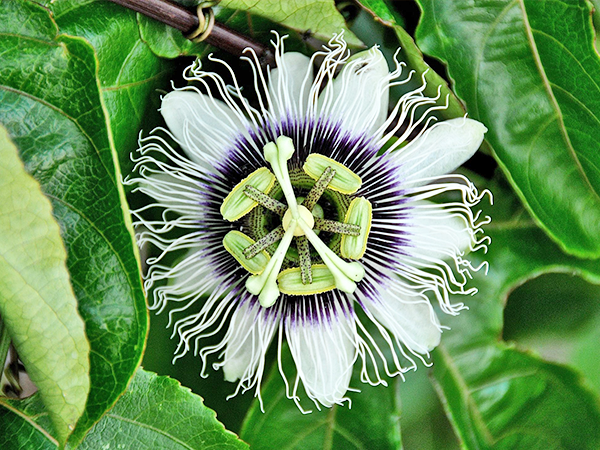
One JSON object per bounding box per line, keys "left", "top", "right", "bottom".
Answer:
{"left": 221, "top": 167, "right": 275, "bottom": 221}
{"left": 278, "top": 264, "right": 335, "bottom": 295}
{"left": 243, "top": 226, "right": 285, "bottom": 259}
{"left": 302, "top": 166, "right": 335, "bottom": 210}
{"left": 298, "top": 219, "right": 365, "bottom": 294}
{"left": 246, "top": 221, "right": 297, "bottom": 307}
{"left": 243, "top": 185, "right": 287, "bottom": 215}
{"left": 223, "top": 231, "right": 270, "bottom": 275}
{"left": 341, "top": 197, "right": 372, "bottom": 260}
{"left": 303, "top": 154, "right": 362, "bottom": 194}
{"left": 263, "top": 137, "right": 299, "bottom": 218}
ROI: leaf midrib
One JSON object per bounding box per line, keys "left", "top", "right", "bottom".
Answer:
{"left": 0, "top": 401, "right": 58, "bottom": 447}
{"left": 105, "top": 413, "right": 196, "bottom": 450}
{"left": 516, "top": 0, "right": 600, "bottom": 201}
{"left": 0, "top": 85, "right": 138, "bottom": 294}
{"left": 437, "top": 344, "right": 495, "bottom": 447}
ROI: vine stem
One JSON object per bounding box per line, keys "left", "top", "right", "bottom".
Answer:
{"left": 108, "top": 0, "right": 274, "bottom": 65}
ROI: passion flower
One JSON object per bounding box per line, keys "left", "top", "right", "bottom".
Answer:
{"left": 126, "top": 34, "right": 491, "bottom": 411}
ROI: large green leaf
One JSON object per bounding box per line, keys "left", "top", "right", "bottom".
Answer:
{"left": 503, "top": 270, "right": 600, "bottom": 398}
{"left": 433, "top": 344, "right": 600, "bottom": 449}
{"left": 219, "top": 0, "right": 362, "bottom": 46}
{"left": 78, "top": 369, "right": 249, "bottom": 449}
{"left": 416, "top": 0, "right": 600, "bottom": 258}
{"left": 0, "top": 395, "right": 57, "bottom": 450}
{"left": 430, "top": 173, "right": 600, "bottom": 449}
{"left": 0, "top": 369, "right": 248, "bottom": 450}
{"left": 0, "top": 126, "right": 89, "bottom": 444}
{"left": 240, "top": 350, "right": 402, "bottom": 450}
{"left": 41, "top": 0, "right": 174, "bottom": 168}
{"left": 0, "top": 0, "right": 147, "bottom": 444}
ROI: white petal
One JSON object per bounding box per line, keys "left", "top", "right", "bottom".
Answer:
{"left": 392, "top": 118, "right": 487, "bottom": 186}
{"left": 286, "top": 309, "right": 356, "bottom": 407}
{"left": 161, "top": 90, "right": 246, "bottom": 165}
{"left": 268, "top": 52, "right": 313, "bottom": 119}
{"left": 222, "top": 302, "right": 276, "bottom": 382}
{"left": 405, "top": 200, "right": 473, "bottom": 263}
{"left": 366, "top": 283, "right": 441, "bottom": 355}
{"left": 319, "top": 47, "right": 389, "bottom": 137}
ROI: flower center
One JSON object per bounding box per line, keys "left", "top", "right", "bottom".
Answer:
{"left": 221, "top": 136, "right": 373, "bottom": 308}
{"left": 282, "top": 204, "right": 314, "bottom": 236}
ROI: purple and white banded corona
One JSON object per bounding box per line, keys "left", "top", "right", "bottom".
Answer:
{"left": 125, "top": 34, "right": 491, "bottom": 412}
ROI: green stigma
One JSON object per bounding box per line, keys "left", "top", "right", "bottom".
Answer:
{"left": 221, "top": 136, "right": 372, "bottom": 307}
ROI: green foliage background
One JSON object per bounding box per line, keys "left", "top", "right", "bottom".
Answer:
{"left": 0, "top": 0, "right": 599, "bottom": 448}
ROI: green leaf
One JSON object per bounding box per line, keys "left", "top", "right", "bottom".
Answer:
{"left": 42, "top": 0, "right": 174, "bottom": 168}
{"left": 219, "top": 0, "right": 363, "bottom": 46}
{"left": 415, "top": 0, "right": 600, "bottom": 258}
{"left": 0, "top": 369, "right": 248, "bottom": 450}
{"left": 136, "top": 0, "right": 215, "bottom": 60}
{"left": 354, "top": 0, "right": 466, "bottom": 120}
{"left": 0, "top": 395, "right": 58, "bottom": 450}
{"left": 0, "top": 0, "right": 147, "bottom": 444}
{"left": 429, "top": 171, "right": 600, "bottom": 449}
{"left": 433, "top": 344, "right": 600, "bottom": 449}
{"left": 503, "top": 270, "right": 600, "bottom": 396}
{"left": 138, "top": 13, "right": 203, "bottom": 59}
{"left": 0, "top": 125, "right": 90, "bottom": 444}
{"left": 78, "top": 369, "right": 249, "bottom": 450}
{"left": 240, "top": 351, "right": 402, "bottom": 450}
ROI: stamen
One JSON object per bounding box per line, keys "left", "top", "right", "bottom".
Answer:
{"left": 314, "top": 218, "right": 361, "bottom": 236}
{"left": 243, "top": 185, "right": 287, "bottom": 215}
{"left": 303, "top": 154, "right": 362, "bottom": 194}
{"left": 243, "top": 226, "right": 285, "bottom": 259}
{"left": 302, "top": 166, "right": 336, "bottom": 210}
{"left": 298, "top": 219, "right": 365, "bottom": 294}
{"left": 223, "top": 231, "right": 270, "bottom": 274}
{"left": 278, "top": 264, "right": 336, "bottom": 295}
{"left": 246, "top": 136, "right": 367, "bottom": 304}
{"left": 340, "top": 197, "right": 372, "bottom": 260}
{"left": 220, "top": 167, "right": 275, "bottom": 221}
{"left": 246, "top": 222, "right": 297, "bottom": 307}
{"left": 296, "top": 236, "right": 312, "bottom": 284}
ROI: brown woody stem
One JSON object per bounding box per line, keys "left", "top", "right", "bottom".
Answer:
{"left": 108, "top": 0, "right": 274, "bottom": 65}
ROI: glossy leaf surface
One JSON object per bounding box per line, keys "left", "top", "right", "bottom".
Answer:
{"left": 0, "top": 0, "right": 147, "bottom": 444}
{"left": 0, "top": 126, "right": 89, "bottom": 444}
{"left": 416, "top": 0, "right": 600, "bottom": 257}
{"left": 0, "top": 395, "right": 58, "bottom": 450}
{"left": 0, "top": 370, "right": 248, "bottom": 450}
{"left": 431, "top": 173, "right": 600, "bottom": 449}
{"left": 78, "top": 369, "right": 249, "bottom": 450}
{"left": 42, "top": 0, "right": 174, "bottom": 168}
{"left": 220, "top": 0, "right": 362, "bottom": 45}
